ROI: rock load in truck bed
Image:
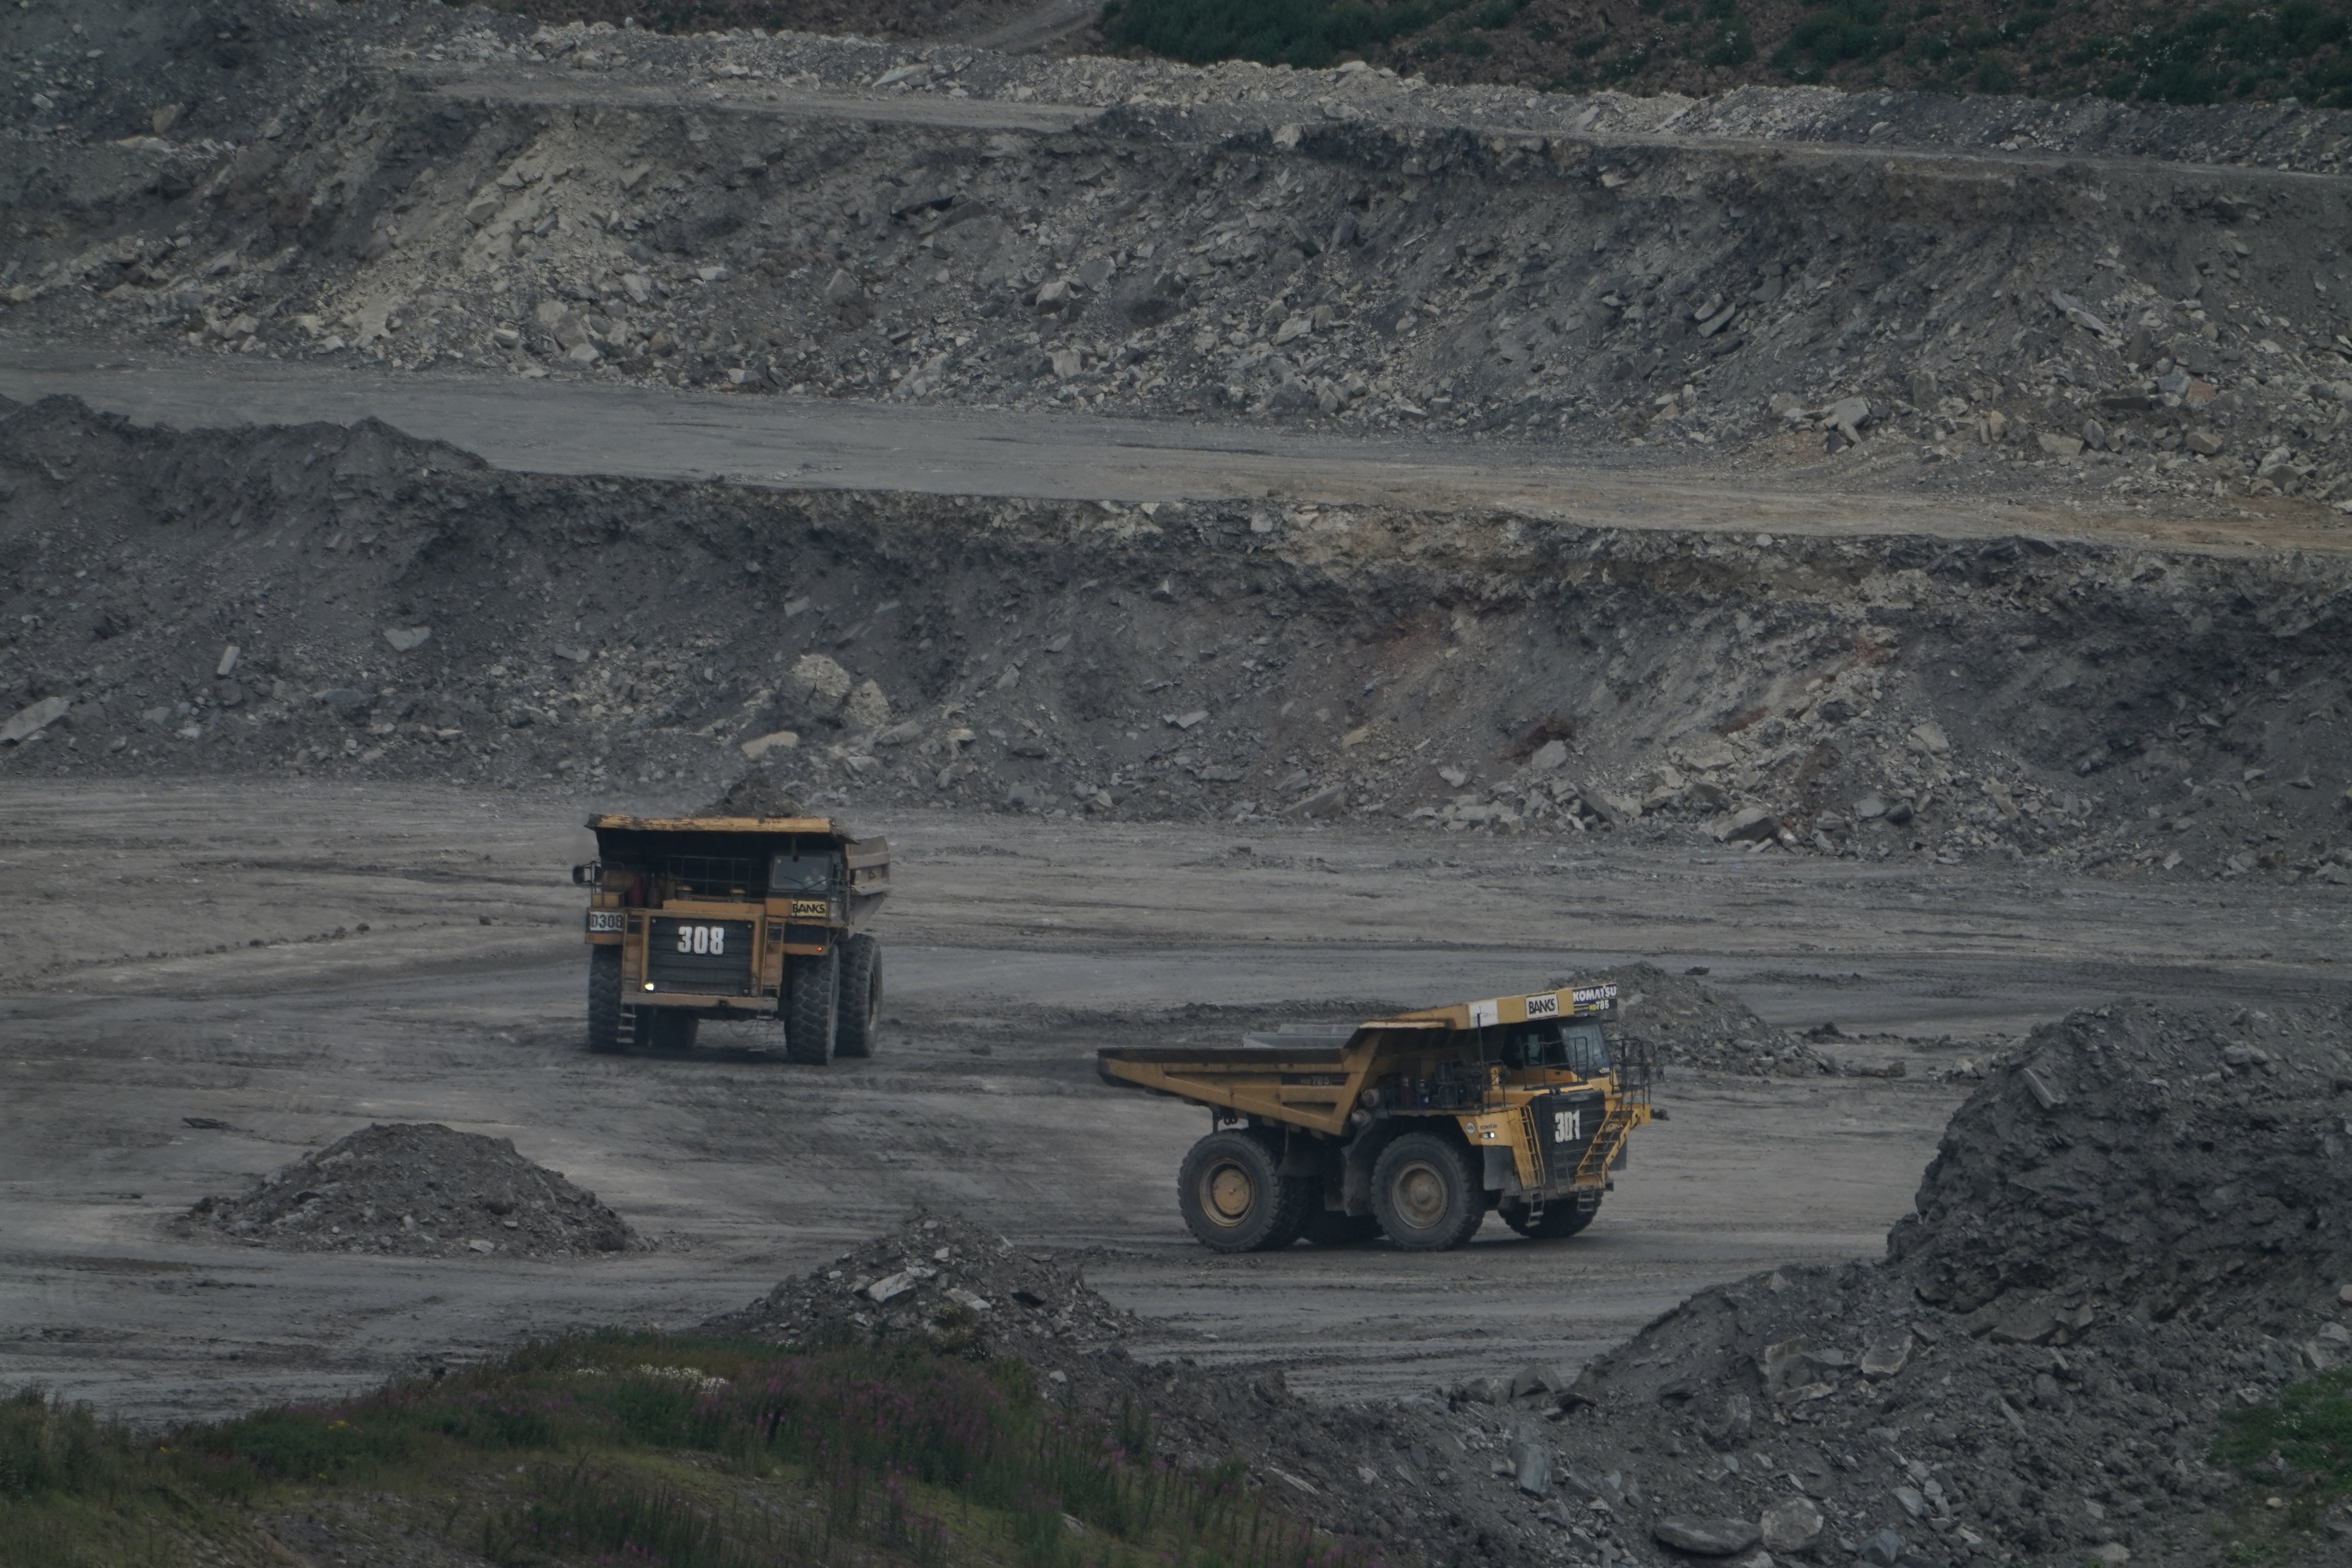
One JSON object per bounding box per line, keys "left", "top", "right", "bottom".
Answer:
{"left": 184, "top": 1122, "right": 640, "bottom": 1259}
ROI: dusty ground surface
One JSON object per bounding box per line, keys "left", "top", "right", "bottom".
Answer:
{"left": 4, "top": 776, "right": 2348, "bottom": 1437}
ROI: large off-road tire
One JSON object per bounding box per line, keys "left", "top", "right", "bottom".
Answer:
{"left": 1500, "top": 1197, "right": 1600, "bottom": 1240}
{"left": 1301, "top": 1210, "right": 1384, "bottom": 1247}
{"left": 644, "top": 1009, "right": 699, "bottom": 1053}
{"left": 587, "top": 947, "right": 624, "bottom": 1053}
{"left": 784, "top": 947, "right": 840, "bottom": 1065}
{"left": 1178, "top": 1130, "right": 1316, "bottom": 1253}
{"left": 834, "top": 934, "right": 881, "bottom": 1060}
{"left": 1372, "top": 1132, "right": 1487, "bottom": 1252}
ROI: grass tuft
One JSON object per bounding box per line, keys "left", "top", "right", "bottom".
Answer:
{"left": 1, "top": 1337, "right": 1395, "bottom": 1568}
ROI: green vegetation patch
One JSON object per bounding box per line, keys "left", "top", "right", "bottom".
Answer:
{"left": 1771, "top": 0, "right": 1905, "bottom": 79}
{"left": 2102, "top": 0, "right": 2352, "bottom": 105}
{"left": 1100, "top": 0, "right": 1528, "bottom": 69}
{"left": 2209, "top": 1369, "right": 2352, "bottom": 1556}
{"left": 1, "top": 1334, "right": 1386, "bottom": 1568}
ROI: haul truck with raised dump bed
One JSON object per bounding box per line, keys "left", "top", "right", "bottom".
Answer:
{"left": 576, "top": 813, "right": 888, "bottom": 1063}
{"left": 1098, "top": 984, "right": 1654, "bottom": 1252}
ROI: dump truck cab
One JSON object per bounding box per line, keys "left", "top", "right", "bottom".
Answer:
{"left": 577, "top": 813, "right": 888, "bottom": 1063}
{"left": 1098, "top": 984, "right": 1655, "bottom": 1252}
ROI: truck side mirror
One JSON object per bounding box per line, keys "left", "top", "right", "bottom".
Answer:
{"left": 572, "top": 861, "right": 600, "bottom": 885}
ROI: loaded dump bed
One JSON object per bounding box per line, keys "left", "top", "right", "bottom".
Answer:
{"left": 1097, "top": 985, "right": 1655, "bottom": 1250}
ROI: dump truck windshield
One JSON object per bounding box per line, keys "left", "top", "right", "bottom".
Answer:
{"left": 1500, "top": 1020, "right": 1610, "bottom": 1075}
{"left": 769, "top": 852, "right": 837, "bottom": 893}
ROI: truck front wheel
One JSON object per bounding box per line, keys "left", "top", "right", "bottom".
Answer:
{"left": 785, "top": 948, "right": 839, "bottom": 1065}
{"left": 587, "top": 947, "right": 624, "bottom": 1053}
{"left": 835, "top": 934, "right": 881, "bottom": 1060}
{"left": 1178, "top": 1131, "right": 1314, "bottom": 1253}
{"left": 1372, "top": 1133, "right": 1486, "bottom": 1251}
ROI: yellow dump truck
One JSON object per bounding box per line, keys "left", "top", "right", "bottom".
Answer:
{"left": 1098, "top": 985, "right": 1654, "bottom": 1252}
{"left": 576, "top": 813, "right": 889, "bottom": 1062}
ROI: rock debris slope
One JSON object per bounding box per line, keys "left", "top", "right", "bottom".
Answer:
{"left": 5, "top": 4, "right": 2352, "bottom": 512}
{"left": 7, "top": 398, "right": 2352, "bottom": 883}
{"left": 184, "top": 1122, "right": 641, "bottom": 1258}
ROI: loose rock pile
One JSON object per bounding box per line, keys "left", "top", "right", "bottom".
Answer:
{"left": 702, "top": 1210, "right": 1140, "bottom": 1363}
{"left": 1446, "top": 999, "right": 2352, "bottom": 1567}
{"left": 185, "top": 1122, "right": 640, "bottom": 1258}
{"left": 1607, "top": 962, "right": 1838, "bottom": 1079}
{"left": 8, "top": 399, "right": 2352, "bottom": 886}
{"left": 7, "top": 7, "right": 2352, "bottom": 511}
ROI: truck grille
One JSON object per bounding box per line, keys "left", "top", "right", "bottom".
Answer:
{"left": 645, "top": 918, "right": 755, "bottom": 995}
{"left": 1530, "top": 1093, "right": 1606, "bottom": 1186}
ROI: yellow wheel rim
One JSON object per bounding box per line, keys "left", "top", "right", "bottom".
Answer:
{"left": 1203, "top": 1161, "right": 1257, "bottom": 1227}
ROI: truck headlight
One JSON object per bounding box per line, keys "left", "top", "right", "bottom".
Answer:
{"left": 585, "top": 911, "right": 625, "bottom": 933}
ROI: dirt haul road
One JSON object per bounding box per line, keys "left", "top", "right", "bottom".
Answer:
{"left": 3, "top": 779, "right": 2347, "bottom": 1430}
{"left": 4, "top": 350, "right": 2345, "bottom": 556}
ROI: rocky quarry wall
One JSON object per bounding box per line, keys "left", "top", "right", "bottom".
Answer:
{"left": 4, "top": 396, "right": 2352, "bottom": 883}
{"left": 5, "top": 4, "right": 2352, "bottom": 510}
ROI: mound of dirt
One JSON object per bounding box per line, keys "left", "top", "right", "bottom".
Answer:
{"left": 701, "top": 1210, "right": 1138, "bottom": 1358}
{"left": 1449, "top": 998, "right": 2352, "bottom": 1566}
{"left": 185, "top": 1122, "right": 640, "bottom": 1259}
{"left": 1606, "top": 961, "right": 1829, "bottom": 1078}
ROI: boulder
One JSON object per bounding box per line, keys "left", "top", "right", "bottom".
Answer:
{"left": 738, "top": 730, "right": 799, "bottom": 760}
{"left": 1653, "top": 1516, "right": 1762, "bottom": 1556}
{"left": 1759, "top": 1496, "right": 1824, "bottom": 1552}
{"left": 844, "top": 678, "right": 891, "bottom": 730}
{"left": 1715, "top": 806, "right": 1778, "bottom": 843}
{"left": 0, "top": 694, "right": 71, "bottom": 745}
{"left": 786, "top": 653, "right": 854, "bottom": 702}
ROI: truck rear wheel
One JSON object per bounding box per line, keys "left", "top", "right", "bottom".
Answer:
{"left": 587, "top": 947, "right": 624, "bottom": 1053}
{"left": 1301, "top": 1210, "right": 1383, "bottom": 1247}
{"left": 1372, "top": 1133, "right": 1486, "bottom": 1251}
{"left": 1178, "top": 1131, "right": 1314, "bottom": 1253}
{"left": 1501, "top": 1197, "right": 1600, "bottom": 1240}
{"left": 834, "top": 934, "right": 881, "bottom": 1060}
{"left": 784, "top": 948, "right": 839, "bottom": 1065}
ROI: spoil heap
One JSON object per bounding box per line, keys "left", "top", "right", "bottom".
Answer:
{"left": 185, "top": 1122, "right": 640, "bottom": 1258}
{"left": 1606, "top": 962, "right": 1835, "bottom": 1079}
{"left": 9, "top": 399, "right": 2352, "bottom": 889}
{"left": 702, "top": 1210, "right": 1138, "bottom": 1363}
{"left": 1471, "top": 998, "right": 2352, "bottom": 1566}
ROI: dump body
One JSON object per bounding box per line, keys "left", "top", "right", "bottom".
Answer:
{"left": 1098, "top": 985, "right": 1652, "bottom": 1247}
{"left": 578, "top": 814, "right": 887, "bottom": 1023}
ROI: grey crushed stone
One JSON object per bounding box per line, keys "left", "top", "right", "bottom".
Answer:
{"left": 184, "top": 1122, "right": 641, "bottom": 1259}
{"left": 8, "top": 401, "right": 2352, "bottom": 892}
